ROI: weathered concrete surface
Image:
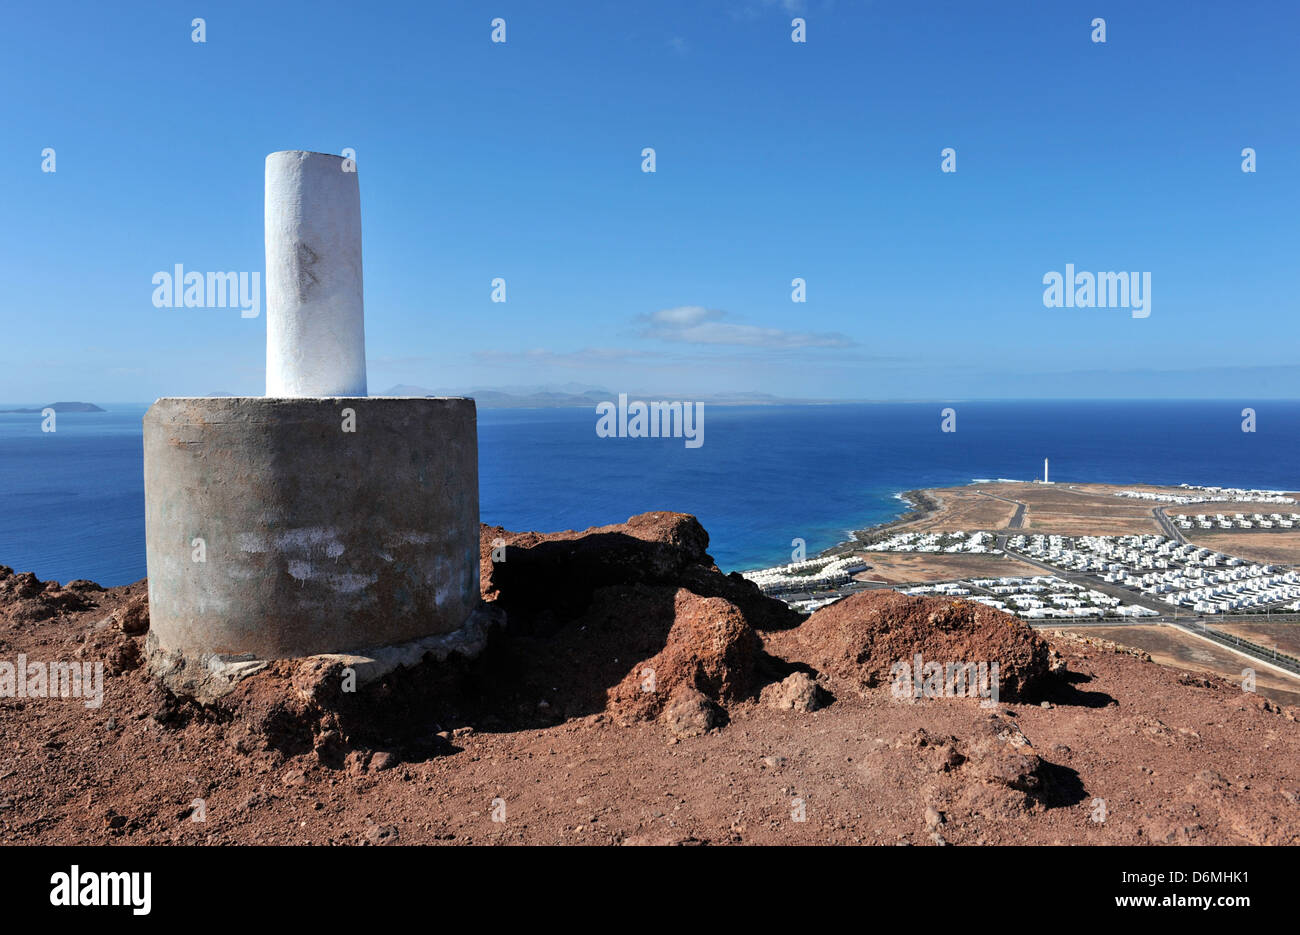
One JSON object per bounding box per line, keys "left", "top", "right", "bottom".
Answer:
{"left": 143, "top": 397, "right": 479, "bottom": 678}
{"left": 144, "top": 602, "right": 504, "bottom": 705}
{"left": 265, "top": 151, "right": 367, "bottom": 397}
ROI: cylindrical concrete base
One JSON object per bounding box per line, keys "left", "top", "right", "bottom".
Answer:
{"left": 143, "top": 397, "right": 479, "bottom": 666}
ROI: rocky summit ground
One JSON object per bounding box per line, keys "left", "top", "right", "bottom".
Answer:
{"left": 2, "top": 512, "right": 1298, "bottom": 846}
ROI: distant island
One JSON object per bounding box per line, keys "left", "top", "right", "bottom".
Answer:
{"left": 0, "top": 402, "right": 105, "bottom": 413}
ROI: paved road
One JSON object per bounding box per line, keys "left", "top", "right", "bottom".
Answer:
{"left": 789, "top": 485, "right": 1300, "bottom": 678}
{"left": 1027, "top": 618, "right": 1300, "bottom": 677}
{"left": 773, "top": 564, "right": 1300, "bottom": 679}
{"left": 989, "top": 545, "right": 1300, "bottom": 678}
{"left": 998, "top": 544, "right": 1174, "bottom": 612}
{"left": 979, "top": 492, "right": 1026, "bottom": 529}
{"left": 1185, "top": 620, "right": 1300, "bottom": 675}
{"left": 1152, "top": 507, "right": 1187, "bottom": 544}
{"left": 1049, "top": 484, "right": 1176, "bottom": 536}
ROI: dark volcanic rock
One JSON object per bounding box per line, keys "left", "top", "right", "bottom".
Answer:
{"left": 480, "top": 512, "right": 800, "bottom": 632}
{"left": 760, "top": 671, "right": 832, "bottom": 712}
{"left": 114, "top": 594, "right": 150, "bottom": 635}
{"left": 0, "top": 566, "right": 95, "bottom": 622}
{"left": 660, "top": 686, "right": 725, "bottom": 738}
{"left": 606, "top": 589, "right": 761, "bottom": 723}
{"left": 773, "top": 589, "right": 1051, "bottom": 701}
{"left": 5, "top": 516, "right": 1300, "bottom": 845}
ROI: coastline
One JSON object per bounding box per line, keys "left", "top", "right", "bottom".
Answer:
{"left": 817, "top": 488, "right": 940, "bottom": 559}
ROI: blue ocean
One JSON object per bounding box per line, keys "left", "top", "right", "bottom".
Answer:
{"left": 1, "top": 400, "right": 1296, "bottom": 587}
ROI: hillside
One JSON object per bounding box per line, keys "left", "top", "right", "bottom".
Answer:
{"left": 0, "top": 513, "right": 1296, "bottom": 845}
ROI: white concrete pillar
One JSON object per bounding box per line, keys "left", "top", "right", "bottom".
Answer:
{"left": 265, "top": 150, "right": 367, "bottom": 397}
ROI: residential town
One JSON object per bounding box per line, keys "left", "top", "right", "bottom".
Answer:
{"left": 1006, "top": 533, "right": 1300, "bottom": 615}
{"left": 742, "top": 553, "right": 871, "bottom": 596}
{"left": 1113, "top": 485, "right": 1296, "bottom": 506}
{"left": 898, "top": 575, "right": 1161, "bottom": 620}
{"left": 744, "top": 526, "right": 1300, "bottom": 621}
{"left": 856, "top": 530, "right": 1001, "bottom": 554}
{"left": 1172, "top": 511, "right": 1300, "bottom": 530}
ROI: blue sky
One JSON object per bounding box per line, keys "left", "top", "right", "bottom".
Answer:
{"left": 2, "top": 0, "right": 1297, "bottom": 402}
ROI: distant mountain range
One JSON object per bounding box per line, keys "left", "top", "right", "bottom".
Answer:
{"left": 0, "top": 401, "right": 105, "bottom": 413}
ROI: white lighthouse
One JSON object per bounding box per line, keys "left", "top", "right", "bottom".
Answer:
{"left": 1043, "top": 458, "right": 1049, "bottom": 484}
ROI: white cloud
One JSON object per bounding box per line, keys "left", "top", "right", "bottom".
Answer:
{"left": 640, "top": 306, "right": 855, "bottom": 349}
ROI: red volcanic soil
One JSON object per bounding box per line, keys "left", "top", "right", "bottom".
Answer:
{"left": 1, "top": 513, "right": 1298, "bottom": 846}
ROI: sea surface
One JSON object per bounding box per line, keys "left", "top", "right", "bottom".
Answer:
{"left": 1, "top": 400, "right": 1297, "bottom": 587}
